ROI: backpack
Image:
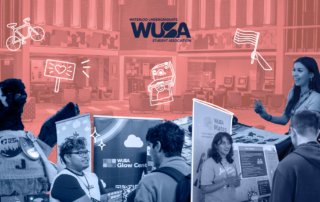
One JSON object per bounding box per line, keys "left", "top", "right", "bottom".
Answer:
{"left": 127, "top": 167, "right": 191, "bottom": 202}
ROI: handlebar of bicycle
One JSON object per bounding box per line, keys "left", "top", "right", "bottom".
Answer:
{"left": 23, "top": 17, "right": 30, "bottom": 24}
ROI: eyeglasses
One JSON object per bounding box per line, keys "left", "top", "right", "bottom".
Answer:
{"left": 67, "top": 150, "right": 90, "bottom": 158}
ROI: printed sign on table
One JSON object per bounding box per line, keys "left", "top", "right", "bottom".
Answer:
{"left": 56, "top": 113, "right": 91, "bottom": 173}
{"left": 232, "top": 127, "right": 290, "bottom": 145}
{"left": 93, "top": 116, "right": 162, "bottom": 202}
{"left": 26, "top": 194, "right": 49, "bottom": 202}
{"left": 233, "top": 143, "right": 279, "bottom": 201}
{"left": 0, "top": 195, "right": 24, "bottom": 202}
{"left": 192, "top": 99, "right": 234, "bottom": 202}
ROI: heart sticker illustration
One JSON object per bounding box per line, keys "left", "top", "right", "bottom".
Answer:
{"left": 55, "top": 65, "right": 66, "bottom": 74}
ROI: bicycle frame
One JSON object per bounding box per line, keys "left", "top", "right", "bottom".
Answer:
{"left": 10, "top": 23, "right": 40, "bottom": 44}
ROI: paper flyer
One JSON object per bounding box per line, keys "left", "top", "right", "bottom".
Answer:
{"left": 192, "top": 99, "right": 234, "bottom": 202}
{"left": 233, "top": 143, "right": 279, "bottom": 202}
{"left": 55, "top": 113, "right": 92, "bottom": 173}
{"left": 93, "top": 116, "right": 162, "bottom": 202}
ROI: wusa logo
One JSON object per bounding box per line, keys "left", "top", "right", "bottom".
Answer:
{"left": 103, "top": 159, "right": 147, "bottom": 168}
{"left": 130, "top": 18, "right": 191, "bottom": 42}
{"left": 131, "top": 22, "right": 190, "bottom": 38}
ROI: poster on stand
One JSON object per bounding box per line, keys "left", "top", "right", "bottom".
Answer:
{"left": 56, "top": 113, "right": 91, "bottom": 173}
{"left": 93, "top": 116, "right": 163, "bottom": 202}
{"left": 192, "top": 99, "right": 234, "bottom": 202}
{"left": 233, "top": 143, "right": 279, "bottom": 201}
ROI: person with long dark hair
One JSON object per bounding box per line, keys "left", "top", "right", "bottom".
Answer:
{"left": 200, "top": 132, "right": 241, "bottom": 202}
{"left": 254, "top": 57, "right": 320, "bottom": 158}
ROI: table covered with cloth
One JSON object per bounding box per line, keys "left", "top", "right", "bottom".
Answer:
{"left": 169, "top": 116, "right": 292, "bottom": 165}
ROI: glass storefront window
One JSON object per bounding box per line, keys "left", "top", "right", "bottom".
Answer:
{"left": 71, "top": 0, "right": 81, "bottom": 28}
{"left": 200, "top": 0, "right": 206, "bottom": 29}
{"left": 31, "top": 60, "right": 53, "bottom": 82}
{"left": 185, "top": 0, "right": 192, "bottom": 29}
{"left": 264, "top": 0, "right": 271, "bottom": 25}
{"left": 35, "top": 0, "right": 45, "bottom": 25}
{"left": 247, "top": 0, "right": 253, "bottom": 26}
{"left": 215, "top": 0, "right": 221, "bottom": 28}
{"left": 88, "top": 0, "right": 97, "bottom": 29}
{"left": 230, "top": 0, "right": 236, "bottom": 27}
{"left": 54, "top": 0, "right": 64, "bottom": 26}
{"left": 104, "top": 0, "right": 113, "bottom": 31}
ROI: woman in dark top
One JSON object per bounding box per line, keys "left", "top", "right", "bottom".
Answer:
{"left": 253, "top": 56, "right": 320, "bottom": 159}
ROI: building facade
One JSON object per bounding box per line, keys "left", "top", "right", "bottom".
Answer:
{"left": 0, "top": 0, "right": 319, "bottom": 100}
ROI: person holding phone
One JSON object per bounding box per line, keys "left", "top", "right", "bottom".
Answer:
{"left": 253, "top": 57, "right": 320, "bottom": 159}
{"left": 200, "top": 132, "right": 241, "bottom": 202}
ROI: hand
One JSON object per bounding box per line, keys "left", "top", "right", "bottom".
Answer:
{"left": 253, "top": 99, "right": 269, "bottom": 120}
{"left": 101, "top": 194, "right": 111, "bottom": 202}
{"left": 224, "top": 174, "right": 241, "bottom": 187}
{"left": 234, "top": 172, "right": 241, "bottom": 188}
{"left": 224, "top": 176, "right": 239, "bottom": 187}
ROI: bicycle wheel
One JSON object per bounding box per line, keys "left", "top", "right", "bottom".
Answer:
{"left": 6, "top": 36, "right": 21, "bottom": 51}
{"left": 31, "top": 26, "right": 45, "bottom": 41}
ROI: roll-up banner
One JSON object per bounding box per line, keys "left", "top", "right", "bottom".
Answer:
{"left": 192, "top": 99, "right": 234, "bottom": 202}
{"left": 93, "top": 115, "right": 163, "bottom": 202}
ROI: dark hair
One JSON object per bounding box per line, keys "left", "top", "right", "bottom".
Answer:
{"left": 290, "top": 110, "right": 320, "bottom": 135}
{"left": 0, "top": 78, "right": 27, "bottom": 112}
{"left": 210, "top": 132, "right": 234, "bottom": 164}
{"left": 146, "top": 121, "right": 185, "bottom": 157}
{"left": 59, "top": 135, "right": 87, "bottom": 164}
{"left": 285, "top": 57, "right": 320, "bottom": 116}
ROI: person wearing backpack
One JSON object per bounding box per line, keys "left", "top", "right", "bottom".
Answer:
{"left": 200, "top": 132, "right": 241, "bottom": 202}
{"left": 134, "top": 121, "right": 191, "bottom": 202}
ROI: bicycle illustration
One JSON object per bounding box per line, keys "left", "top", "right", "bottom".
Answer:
{"left": 6, "top": 17, "right": 45, "bottom": 51}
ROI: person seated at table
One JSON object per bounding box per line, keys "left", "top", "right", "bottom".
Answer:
{"left": 253, "top": 56, "right": 320, "bottom": 160}
{"left": 50, "top": 135, "right": 109, "bottom": 202}
{"left": 200, "top": 132, "right": 241, "bottom": 202}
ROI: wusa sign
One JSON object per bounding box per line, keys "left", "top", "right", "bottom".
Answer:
{"left": 130, "top": 18, "right": 191, "bottom": 42}
{"left": 93, "top": 116, "right": 163, "bottom": 202}
{"left": 103, "top": 158, "right": 147, "bottom": 168}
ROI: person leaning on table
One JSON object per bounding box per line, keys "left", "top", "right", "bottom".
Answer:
{"left": 253, "top": 56, "right": 320, "bottom": 160}
{"left": 50, "top": 135, "right": 109, "bottom": 202}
